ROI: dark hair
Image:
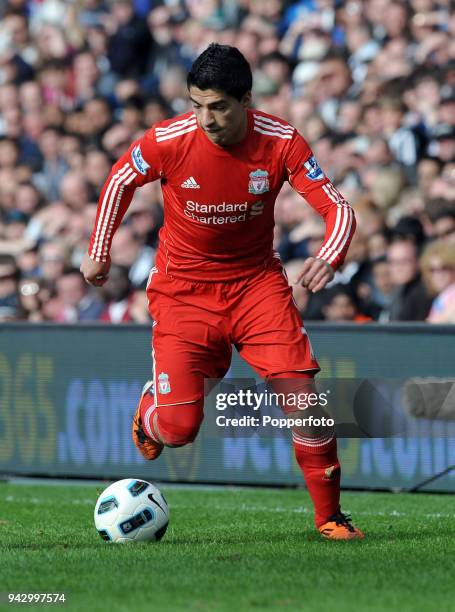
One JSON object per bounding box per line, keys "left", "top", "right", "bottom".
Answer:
{"left": 62, "top": 267, "right": 84, "bottom": 278}
{"left": 187, "top": 43, "right": 252, "bottom": 101}
{"left": 432, "top": 208, "right": 455, "bottom": 224}
{"left": 426, "top": 198, "right": 454, "bottom": 222}
{"left": 0, "top": 254, "right": 18, "bottom": 268}
{"left": 322, "top": 284, "right": 357, "bottom": 308}
{"left": 391, "top": 216, "right": 425, "bottom": 246}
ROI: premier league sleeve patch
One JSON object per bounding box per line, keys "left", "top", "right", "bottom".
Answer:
{"left": 131, "top": 145, "right": 151, "bottom": 175}
{"left": 303, "top": 155, "right": 324, "bottom": 181}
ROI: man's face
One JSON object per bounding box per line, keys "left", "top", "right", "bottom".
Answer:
{"left": 387, "top": 241, "right": 419, "bottom": 285}
{"left": 324, "top": 295, "right": 356, "bottom": 322}
{"left": 433, "top": 216, "right": 455, "bottom": 243}
{"left": 417, "top": 159, "right": 439, "bottom": 193}
{"left": 189, "top": 86, "right": 250, "bottom": 147}
{"left": 56, "top": 274, "right": 85, "bottom": 307}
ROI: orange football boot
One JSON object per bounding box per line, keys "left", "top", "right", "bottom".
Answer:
{"left": 318, "top": 511, "right": 365, "bottom": 540}
{"left": 132, "top": 381, "right": 164, "bottom": 460}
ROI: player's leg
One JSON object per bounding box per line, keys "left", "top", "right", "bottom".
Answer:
{"left": 132, "top": 380, "right": 205, "bottom": 460}
{"left": 268, "top": 372, "right": 363, "bottom": 539}
{"left": 232, "top": 262, "right": 364, "bottom": 539}
{"left": 133, "top": 271, "right": 231, "bottom": 459}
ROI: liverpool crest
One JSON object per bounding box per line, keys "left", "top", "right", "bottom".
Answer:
{"left": 158, "top": 372, "right": 171, "bottom": 394}
{"left": 248, "top": 169, "right": 269, "bottom": 195}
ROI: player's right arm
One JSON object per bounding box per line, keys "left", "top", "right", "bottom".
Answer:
{"left": 80, "top": 130, "right": 162, "bottom": 286}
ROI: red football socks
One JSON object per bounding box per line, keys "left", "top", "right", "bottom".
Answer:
{"left": 139, "top": 390, "right": 161, "bottom": 443}
{"left": 293, "top": 435, "right": 341, "bottom": 527}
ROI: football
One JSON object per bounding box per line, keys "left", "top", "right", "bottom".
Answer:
{"left": 94, "top": 479, "right": 169, "bottom": 543}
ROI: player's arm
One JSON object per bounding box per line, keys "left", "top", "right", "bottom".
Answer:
{"left": 81, "top": 131, "right": 162, "bottom": 286}
{"left": 285, "top": 132, "right": 356, "bottom": 292}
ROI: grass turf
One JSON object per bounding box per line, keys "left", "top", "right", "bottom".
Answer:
{"left": 0, "top": 482, "right": 454, "bottom": 612}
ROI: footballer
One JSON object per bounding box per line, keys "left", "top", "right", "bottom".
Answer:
{"left": 81, "top": 44, "right": 363, "bottom": 540}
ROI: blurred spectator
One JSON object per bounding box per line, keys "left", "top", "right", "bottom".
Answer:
{"left": 431, "top": 209, "right": 455, "bottom": 243}
{"left": 391, "top": 215, "right": 426, "bottom": 248}
{"left": 60, "top": 171, "right": 91, "bottom": 212}
{"left": 18, "top": 277, "right": 45, "bottom": 321}
{"left": 16, "top": 246, "right": 40, "bottom": 278}
{"left": 38, "top": 240, "right": 68, "bottom": 289}
{"left": 50, "top": 267, "right": 104, "bottom": 322}
{"left": 321, "top": 285, "right": 372, "bottom": 323}
{"left": 110, "top": 225, "right": 155, "bottom": 288}
{"left": 284, "top": 258, "right": 310, "bottom": 316}
{"left": 0, "top": 254, "right": 20, "bottom": 321}
{"left": 107, "top": 0, "right": 152, "bottom": 78}
{"left": 367, "top": 228, "right": 391, "bottom": 261}
{"left": 0, "top": 0, "right": 453, "bottom": 325}
{"left": 417, "top": 157, "right": 443, "bottom": 197}
{"left": 100, "top": 264, "right": 134, "bottom": 322}
{"left": 387, "top": 238, "right": 432, "bottom": 321}
{"left": 32, "top": 127, "right": 69, "bottom": 201}
{"left": 421, "top": 240, "right": 455, "bottom": 323}
{"left": 360, "top": 256, "right": 395, "bottom": 321}
{"left": 84, "top": 149, "right": 111, "bottom": 200}
{"left": 128, "top": 288, "right": 152, "bottom": 323}
{"left": 83, "top": 96, "right": 113, "bottom": 147}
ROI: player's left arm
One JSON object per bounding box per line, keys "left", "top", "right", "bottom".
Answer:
{"left": 284, "top": 131, "right": 356, "bottom": 292}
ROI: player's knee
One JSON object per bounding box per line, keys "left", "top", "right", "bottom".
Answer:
{"left": 268, "top": 371, "right": 316, "bottom": 415}
{"left": 157, "top": 399, "right": 204, "bottom": 447}
{"left": 160, "top": 423, "right": 201, "bottom": 447}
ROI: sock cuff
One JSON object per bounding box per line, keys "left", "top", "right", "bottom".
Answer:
{"left": 293, "top": 431, "right": 335, "bottom": 448}
{"left": 293, "top": 434, "right": 338, "bottom": 459}
{"left": 140, "top": 393, "right": 161, "bottom": 443}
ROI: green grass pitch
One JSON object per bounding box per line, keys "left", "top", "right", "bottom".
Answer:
{"left": 1, "top": 482, "right": 454, "bottom": 612}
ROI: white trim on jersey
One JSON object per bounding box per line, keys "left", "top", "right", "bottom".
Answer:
{"left": 317, "top": 182, "right": 353, "bottom": 264}
{"left": 253, "top": 126, "right": 293, "bottom": 139}
{"left": 317, "top": 200, "right": 353, "bottom": 265}
{"left": 146, "top": 266, "right": 158, "bottom": 292}
{"left": 156, "top": 124, "right": 198, "bottom": 142}
{"left": 253, "top": 117, "right": 294, "bottom": 135}
{"left": 145, "top": 266, "right": 158, "bottom": 310}
{"left": 151, "top": 323, "right": 158, "bottom": 408}
{"left": 322, "top": 183, "right": 349, "bottom": 206}
{"left": 91, "top": 163, "right": 137, "bottom": 260}
{"left": 155, "top": 115, "right": 196, "bottom": 135}
{"left": 91, "top": 162, "right": 129, "bottom": 258}
{"left": 154, "top": 399, "right": 200, "bottom": 407}
{"left": 253, "top": 114, "right": 294, "bottom": 132}
{"left": 99, "top": 171, "right": 137, "bottom": 260}
{"left": 325, "top": 208, "right": 353, "bottom": 265}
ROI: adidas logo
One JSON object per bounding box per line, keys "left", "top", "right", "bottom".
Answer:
{"left": 181, "top": 176, "right": 200, "bottom": 189}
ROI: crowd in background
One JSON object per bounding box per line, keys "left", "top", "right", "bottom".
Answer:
{"left": 0, "top": 0, "right": 454, "bottom": 324}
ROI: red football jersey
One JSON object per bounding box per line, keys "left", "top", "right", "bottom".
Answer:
{"left": 89, "top": 109, "right": 356, "bottom": 281}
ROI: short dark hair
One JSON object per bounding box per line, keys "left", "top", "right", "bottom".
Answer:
{"left": 187, "top": 43, "right": 252, "bottom": 101}
{"left": 432, "top": 208, "right": 455, "bottom": 224}
{"left": 322, "top": 284, "right": 358, "bottom": 308}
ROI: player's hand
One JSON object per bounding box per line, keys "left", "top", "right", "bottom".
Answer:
{"left": 294, "top": 257, "right": 334, "bottom": 293}
{"left": 80, "top": 252, "right": 111, "bottom": 287}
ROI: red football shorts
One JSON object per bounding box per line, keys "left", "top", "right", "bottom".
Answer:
{"left": 146, "top": 260, "right": 320, "bottom": 407}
